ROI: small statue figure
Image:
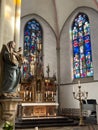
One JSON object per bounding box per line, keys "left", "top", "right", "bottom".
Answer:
{"left": 46, "top": 64, "right": 50, "bottom": 77}
{"left": 17, "top": 47, "right": 24, "bottom": 68}
{"left": 53, "top": 73, "right": 56, "bottom": 81}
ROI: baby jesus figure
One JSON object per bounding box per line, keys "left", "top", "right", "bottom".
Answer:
{"left": 17, "top": 47, "right": 24, "bottom": 67}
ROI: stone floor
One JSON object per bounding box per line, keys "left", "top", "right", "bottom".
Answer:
{"left": 15, "top": 125, "right": 98, "bottom": 130}
{"left": 0, "top": 124, "right": 98, "bottom": 130}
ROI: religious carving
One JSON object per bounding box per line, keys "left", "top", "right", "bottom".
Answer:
{"left": 0, "top": 41, "right": 24, "bottom": 98}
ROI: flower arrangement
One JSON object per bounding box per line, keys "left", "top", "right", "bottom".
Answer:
{"left": 3, "top": 121, "right": 13, "bottom": 130}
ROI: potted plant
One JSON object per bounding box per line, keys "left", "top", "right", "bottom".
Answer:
{"left": 3, "top": 121, "right": 13, "bottom": 130}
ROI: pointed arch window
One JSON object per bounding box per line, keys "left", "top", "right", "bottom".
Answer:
{"left": 23, "top": 19, "right": 43, "bottom": 82}
{"left": 72, "top": 13, "right": 94, "bottom": 79}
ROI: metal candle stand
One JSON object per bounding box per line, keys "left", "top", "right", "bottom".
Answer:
{"left": 73, "top": 85, "right": 88, "bottom": 126}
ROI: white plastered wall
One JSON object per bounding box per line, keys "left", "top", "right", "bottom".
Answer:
{"left": 60, "top": 7, "right": 98, "bottom": 108}
{"left": 20, "top": 0, "right": 98, "bottom": 109}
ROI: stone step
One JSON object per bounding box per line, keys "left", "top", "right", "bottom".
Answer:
{"left": 15, "top": 116, "right": 78, "bottom": 129}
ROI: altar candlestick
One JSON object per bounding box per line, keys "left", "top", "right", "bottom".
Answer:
{"left": 73, "top": 85, "right": 88, "bottom": 126}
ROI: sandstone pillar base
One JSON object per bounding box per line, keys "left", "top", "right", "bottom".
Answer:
{"left": 0, "top": 97, "right": 22, "bottom": 130}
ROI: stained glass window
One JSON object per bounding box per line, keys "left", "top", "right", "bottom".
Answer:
{"left": 23, "top": 19, "right": 43, "bottom": 82}
{"left": 72, "top": 13, "right": 94, "bottom": 79}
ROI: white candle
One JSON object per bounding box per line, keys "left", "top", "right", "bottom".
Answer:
{"left": 73, "top": 86, "right": 75, "bottom": 92}
{"left": 40, "top": 44, "right": 42, "bottom": 50}
{"left": 29, "top": 91, "right": 31, "bottom": 98}
{"left": 78, "top": 80, "right": 80, "bottom": 86}
{"left": 46, "top": 91, "right": 47, "bottom": 97}
{"left": 26, "top": 91, "right": 28, "bottom": 95}
{"left": 52, "top": 91, "right": 53, "bottom": 97}
{"left": 17, "top": 87, "right": 20, "bottom": 93}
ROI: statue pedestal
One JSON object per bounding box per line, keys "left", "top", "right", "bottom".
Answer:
{"left": 0, "top": 97, "right": 22, "bottom": 130}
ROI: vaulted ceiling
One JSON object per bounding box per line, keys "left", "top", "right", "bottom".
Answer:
{"left": 21, "top": 0, "right": 98, "bottom": 33}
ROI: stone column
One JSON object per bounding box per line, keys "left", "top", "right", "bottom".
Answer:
{"left": 14, "top": 0, "right": 21, "bottom": 49}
